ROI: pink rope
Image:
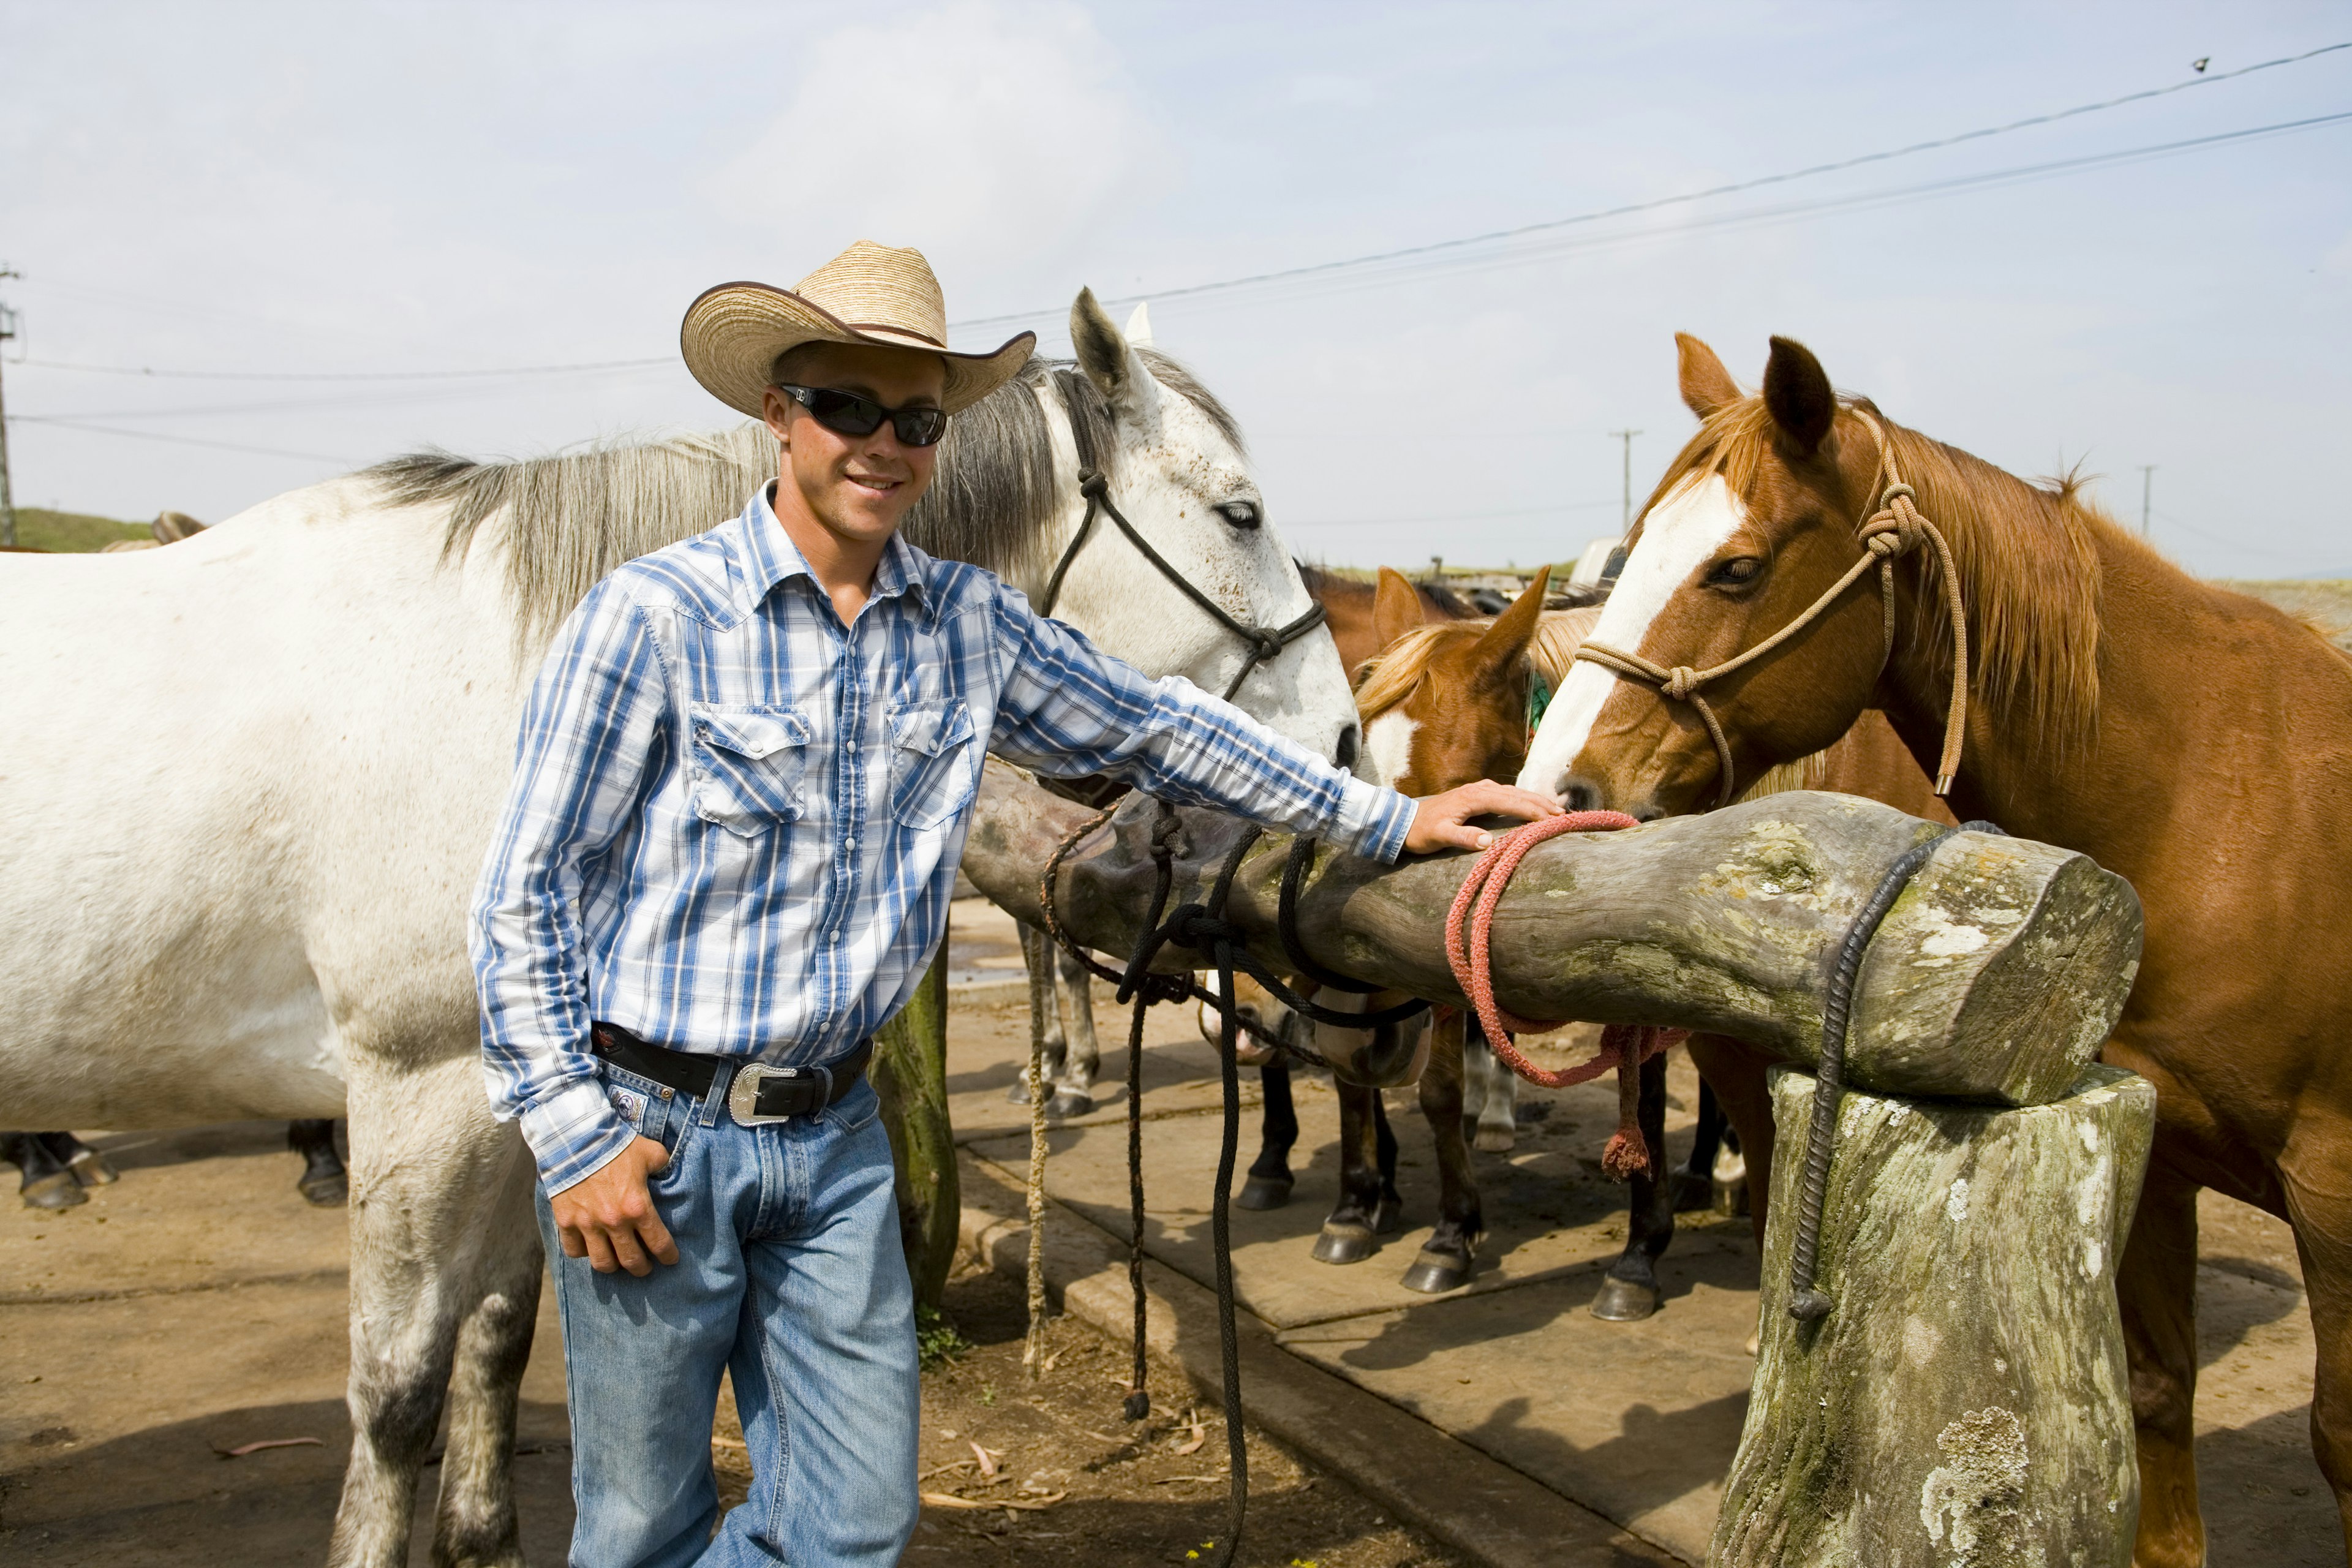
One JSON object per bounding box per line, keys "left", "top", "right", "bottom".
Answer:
{"left": 1442, "top": 812, "right": 1688, "bottom": 1178}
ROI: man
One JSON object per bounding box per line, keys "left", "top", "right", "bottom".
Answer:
{"left": 470, "top": 239, "right": 1558, "bottom": 1567}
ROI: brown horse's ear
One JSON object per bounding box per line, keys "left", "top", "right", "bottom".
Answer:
{"left": 1762, "top": 336, "right": 1836, "bottom": 456}
{"left": 1470, "top": 564, "right": 1551, "bottom": 681}
{"left": 1373, "top": 568, "right": 1424, "bottom": 650}
{"left": 1676, "top": 333, "right": 1741, "bottom": 420}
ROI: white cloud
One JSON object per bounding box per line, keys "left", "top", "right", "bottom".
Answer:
{"left": 706, "top": 1, "right": 1164, "bottom": 317}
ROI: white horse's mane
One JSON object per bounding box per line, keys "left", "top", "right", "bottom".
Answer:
{"left": 364, "top": 350, "right": 1245, "bottom": 644}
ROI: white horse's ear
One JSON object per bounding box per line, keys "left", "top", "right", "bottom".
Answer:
{"left": 1123, "top": 300, "right": 1154, "bottom": 347}
{"left": 1071, "top": 287, "right": 1163, "bottom": 431}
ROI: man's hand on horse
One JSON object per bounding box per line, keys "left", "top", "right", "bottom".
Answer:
{"left": 551, "top": 1136, "right": 680, "bottom": 1276}
{"left": 1404, "top": 780, "right": 1562, "bottom": 854}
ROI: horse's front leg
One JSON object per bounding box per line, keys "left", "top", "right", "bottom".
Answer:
{"left": 1007, "top": 922, "right": 1068, "bottom": 1105}
{"left": 1464, "top": 1025, "right": 1518, "bottom": 1152}
{"left": 1591, "top": 1052, "right": 1676, "bottom": 1322}
{"left": 1045, "top": 944, "right": 1101, "bottom": 1119}
{"left": 332, "top": 1052, "right": 538, "bottom": 1568}
{"left": 290, "top": 1117, "right": 349, "bottom": 1207}
{"left": 1313, "top": 1078, "right": 1396, "bottom": 1264}
{"left": 1238, "top": 1057, "right": 1298, "bottom": 1210}
{"left": 2118, "top": 1161, "right": 2205, "bottom": 1568}
{"left": 1404, "top": 1012, "right": 1482, "bottom": 1292}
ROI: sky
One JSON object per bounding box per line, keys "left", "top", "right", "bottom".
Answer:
{"left": 2, "top": 1, "right": 2348, "bottom": 576}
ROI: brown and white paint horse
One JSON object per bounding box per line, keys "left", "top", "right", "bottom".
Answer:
{"left": 1522, "top": 331, "right": 2352, "bottom": 1564}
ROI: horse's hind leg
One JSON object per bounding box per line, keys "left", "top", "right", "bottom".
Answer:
{"left": 1674, "top": 1082, "right": 1726, "bottom": 1212}
{"left": 331, "top": 1054, "right": 539, "bottom": 1568}
{"left": 1046, "top": 944, "right": 1100, "bottom": 1119}
{"left": 1404, "top": 1012, "right": 1482, "bottom": 1293}
{"left": 1592, "top": 1052, "right": 1676, "bottom": 1322}
{"left": 1007, "top": 922, "right": 1067, "bottom": 1105}
{"left": 3, "top": 1131, "right": 86, "bottom": 1210}
{"left": 290, "top": 1118, "right": 349, "bottom": 1207}
{"left": 37, "top": 1131, "right": 118, "bottom": 1188}
{"left": 1238, "top": 1057, "right": 1297, "bottom": 1211}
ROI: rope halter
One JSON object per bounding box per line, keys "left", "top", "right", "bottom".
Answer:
{"left": 1569, "top": 408, "right": 1970, "bottom": 809}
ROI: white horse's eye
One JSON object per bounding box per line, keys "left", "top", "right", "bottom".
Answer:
{"left": 1215, "top": 501, "right": 1262, "bottom": 530}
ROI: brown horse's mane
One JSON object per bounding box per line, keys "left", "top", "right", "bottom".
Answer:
{"left": 1642, "top": 395, "right": 2122, "bottom": 752}
{"left": 1352, "top": 608, "right": 1601, "bottom": 722}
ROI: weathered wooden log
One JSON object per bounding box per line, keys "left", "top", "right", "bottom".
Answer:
{"left": 1714, "top": 1063, "right": 2155, "bottom": 1566}
{"left": 873, "top": 927, "right": 957, "bottom": 1310}
{"left": 961, "top": 762, "right": 2142, "bottom": 1106}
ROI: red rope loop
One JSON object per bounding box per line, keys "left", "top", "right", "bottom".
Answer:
{"left": 1442, "top": 811, "right": 1689, "bottom": 1178}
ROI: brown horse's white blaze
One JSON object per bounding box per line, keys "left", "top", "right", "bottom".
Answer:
{"left": 1523, "top": 329, "right": 2352, "bottom": 1566}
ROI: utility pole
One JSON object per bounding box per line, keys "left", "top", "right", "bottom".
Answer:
{"left": 2137, "top": 466, "right": 2155, "bottom": 537}
{"left": 0, "top": 265, "right": 18, "bottom": 549}
{"left": 1609, "top": 429, "right": 1643, "bottom": 529}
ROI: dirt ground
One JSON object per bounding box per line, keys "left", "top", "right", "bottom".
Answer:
{"left": 714, "top": 1265, "right": 1466, "bottom": 1568}
{"left": 0, "top": 1123, "right": 1463, "bottom": 1566}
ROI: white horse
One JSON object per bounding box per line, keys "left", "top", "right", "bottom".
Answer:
{"left": 0, "top": 289, "right": 1357, "bottom": 1567}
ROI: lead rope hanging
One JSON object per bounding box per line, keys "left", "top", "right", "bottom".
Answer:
{"left": 1784, "top": 817, "right": 2002, "bottom": 1321}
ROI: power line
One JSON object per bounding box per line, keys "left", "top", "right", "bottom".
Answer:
{"left": 16, "top": 42, "right": 2348, "bottom": 385}
{"left": 948, "top": 42, "right": 2352, "bottom": 330}
{"left": 8, "top": 415, "right": 359, "bottom": 464}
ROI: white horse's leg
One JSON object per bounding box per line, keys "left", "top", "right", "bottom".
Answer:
{"left": 1469, "top": 1031, "right": 1517, "bottom": 1153}
{"left": 1046, "top": 946, "right": 1101, "bottom": 1118}
{"left": 1008, "top": 922, "right": 1067, "bottom": 1104}
{"left": 331, "top": 1052, "right": 539, "bottom": 1568}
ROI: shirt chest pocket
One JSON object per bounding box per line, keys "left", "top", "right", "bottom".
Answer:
{"left": 688, "top": 704, "right": 812, "bottom": 837}
{"left": 888, "top": 699, "right": 980, "bottom": 832}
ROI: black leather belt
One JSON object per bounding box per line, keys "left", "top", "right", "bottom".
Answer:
{"left": 591, "top": 1022, "right": 872, "bottom": 1125}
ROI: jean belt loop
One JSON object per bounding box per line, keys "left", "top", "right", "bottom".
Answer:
{"left": 697, "top": 1061, "right": 736, "bottom": 1128}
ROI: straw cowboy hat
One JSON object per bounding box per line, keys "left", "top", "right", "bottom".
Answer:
{"left": 680, "top": 241, "right": 1035, "bottom": 417}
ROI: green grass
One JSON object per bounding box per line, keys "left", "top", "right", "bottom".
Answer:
{"left": 915, "top": 1304, "right": 972, "bottom": 1371}
{"left": 10, "top": 506, "right": 148, "bottom": 552}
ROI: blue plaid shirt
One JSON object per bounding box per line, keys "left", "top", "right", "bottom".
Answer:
{"left": 472, "top": 486, "right": 1415, "bottom": 1193}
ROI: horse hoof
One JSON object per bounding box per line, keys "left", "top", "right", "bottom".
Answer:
{"left": 67, "top": 1148, "right": 119, "bottom": 1186}
{"left": 1044, "top": 1090, "right": 1094, "bottom": 1120}
{"left": 1472, "top": 1126, "right": 1515, "bottom": 1153}
{"left": 298, "top": 1172, "right": 349, "bottom": 1208}
{"left": 1400, "top": 1252, "right": 1472, "bottom": 1294}
{"left": 21, "top": 1172, "right": 88, "bottom": 1210}
{"left": 1005, "top": 1079, "right": 1033, "bottom": 1105}
{"left": 1311, "top": 1225, "right": 1378, "bottom": 1265}
{"left": 1371, "top": 1194, "right": 1404, "bottom": 1235}
{"left": 1235, "top": 1175, "right": 1293, "bottom": 1211}
{"left": 1713, "top": 1174, "right": 1751, "bottom": 1218}
{"left": 1589, "top": 1276, "right": 1660, "bottom": 1322}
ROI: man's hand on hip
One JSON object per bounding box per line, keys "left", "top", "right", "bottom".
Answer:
{"left": 551, "top": 1135, "right": 680, "bottom": 1276}
{"left": 1403, "top": 780, "right": 1562, "bottom": 855}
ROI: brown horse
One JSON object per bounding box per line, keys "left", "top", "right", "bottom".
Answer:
{"left": 1354, "top": 567, "right": 1949, "bottom": 1304}
{"left": 1521, "top": 330, "right": 2352, "bottom": 1564}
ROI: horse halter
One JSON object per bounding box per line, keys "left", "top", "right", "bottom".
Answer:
{"left": 1570, "top": 408, "right": 1972, "bottom": 809}
{"left": 1038, "top": 469, "right": 1328, "bottom": 701}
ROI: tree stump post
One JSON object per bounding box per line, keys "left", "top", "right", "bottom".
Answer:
{"left": 1713, "top": 1063, "right": 2157, "bottom": 1567}
{"left": 873, "top": 915, "right": 958, "bottom": 1311}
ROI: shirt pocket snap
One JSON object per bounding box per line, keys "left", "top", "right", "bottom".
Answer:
{"left": 689, "top": 703, "right": 812, "bottom": 837}
{"left": 888, "top": 699, "right": 980, "bottom": 832}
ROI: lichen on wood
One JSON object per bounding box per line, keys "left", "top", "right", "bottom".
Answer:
{"left": 1712, "top": 1064, "right": 2155, "bottom": 1567}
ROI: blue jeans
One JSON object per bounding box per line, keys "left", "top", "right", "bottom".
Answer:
{"left": 536, "top": 1060, "right": 920, "bottom": 1567}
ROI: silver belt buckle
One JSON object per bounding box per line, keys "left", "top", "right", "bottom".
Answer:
{"left": 727, "top": 1062, "right": 830, "bottom": 1126}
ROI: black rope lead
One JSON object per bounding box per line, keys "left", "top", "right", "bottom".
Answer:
{"left": 1786, "top": 818, "right": 2002, "bottom": 1321}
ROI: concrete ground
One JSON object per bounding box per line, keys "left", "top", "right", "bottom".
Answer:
{"left": 0, "top": 896, "right": 2336, "bottom": 1564}
{"left": 945, "top": 897, "right": 2340, "bottom": 1566}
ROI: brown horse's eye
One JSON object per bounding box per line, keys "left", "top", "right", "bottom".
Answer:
{"left": 1706, "top": 556, "right": 1765, "bottom": 589}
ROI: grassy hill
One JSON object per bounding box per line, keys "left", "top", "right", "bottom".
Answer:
{"left": 10, "top": 507, "right": 149, "bottom": 552}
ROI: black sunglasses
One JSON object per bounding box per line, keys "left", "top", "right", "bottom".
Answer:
{"left": 773, "top": 383, "right": 949, "bottom": 448}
